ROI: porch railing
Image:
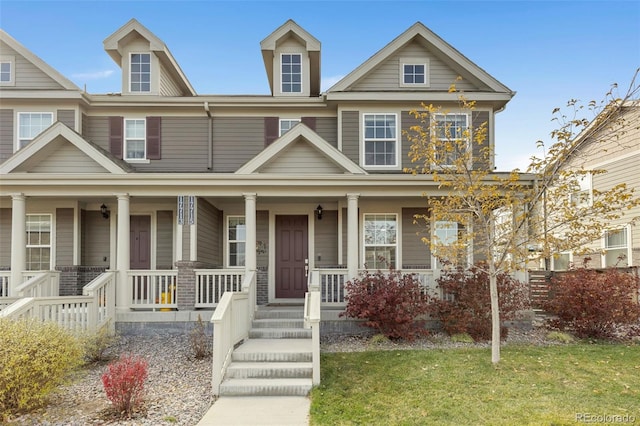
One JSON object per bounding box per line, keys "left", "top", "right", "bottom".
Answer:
{"left": 14, "top": 271, "right": 60, "bottom": 298}
{"left": 305, "top": 273, "right": 321, "bottom": 385}
{"left": 128, "top": 270, "right": 178, "bottom": 310}
{"left": 83, "top": 271, "right": 116, "bottom": 332}
{"left": 0, "top": 272, "right": 9, "bottom": 297}
{"left": 211, "top": 270, "right": 256, "bottom": 396}
{"left": 195, "top": 269, "right": 245, "bottom": 308}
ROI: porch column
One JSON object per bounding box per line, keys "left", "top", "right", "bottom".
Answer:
{"left": 347, "top": 193, "right": 359, "bottom": 280}
{"left": 10, "top": 193, "right": 26, "bottom": 296}
{"left": 244, "top": 193, "right": 257, "bottom": 272}
{"left": 115, "top": 194, "right": 130, "bottom": 310}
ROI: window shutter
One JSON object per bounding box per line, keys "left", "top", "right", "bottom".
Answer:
{"left": 301, "top": 116, "right": 316, "bottom": 131}
{"left": 264, "top": 117, "right": 279, "bottom": 146}
{"left": 146, "top": 116, "right": 162, "bottom": 160}
{"left": 109, "top": 116, "right": 123, "bottom": 159}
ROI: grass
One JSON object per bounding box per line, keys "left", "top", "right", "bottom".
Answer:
{"left": 310, "top": 344, "right": 640, "bottom": 425}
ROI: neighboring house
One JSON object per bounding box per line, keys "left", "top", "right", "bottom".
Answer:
{"left": 549, "top": 102, "right": 640, "bottom": 270}
{"left": 0, "top": 19, "right": 524, "bottom": 324}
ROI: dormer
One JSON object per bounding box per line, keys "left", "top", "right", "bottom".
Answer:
{"left": 260, "top": 20, "right": 321, "bottom": 97}
{"left": 103, "top": 19, "right": 195, "bottom": 96}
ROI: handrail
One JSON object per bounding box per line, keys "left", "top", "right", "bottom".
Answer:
{"left": 14, "top": 271, "right": 60, "bottom": 298}
{"left": 0, "top": 295, "right": 95, "bottom": 332}
{"left": 83, "top": 271, "right": 117, "bottom": 332}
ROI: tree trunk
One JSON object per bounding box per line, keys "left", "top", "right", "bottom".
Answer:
{"left": 490, "top": 269, "right": 501, "bottom": 364}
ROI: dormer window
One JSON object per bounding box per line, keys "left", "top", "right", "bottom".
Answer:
{"left": 400, "top": 58, "right": 429, "bottom": 87}
{"left": 0, "top": 55, "right": 15, "bottom": 86}
{"left": 130, "top": 53, "right": 151, "bottom": 92}
{"left": 281, "top": 54, "right": 302, "bottom": 93}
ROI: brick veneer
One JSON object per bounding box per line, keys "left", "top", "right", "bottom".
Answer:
{"left": 57, "top": 266, "right": 108, "bottom": 296}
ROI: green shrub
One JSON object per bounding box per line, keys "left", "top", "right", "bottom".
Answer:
{"left": 78, "top": 327, "right": 120, "bottom": 363}
{"left": 546, "top": 331, "right": 575, "bottom": 344}
{"left": 450, "top": 333, "right": 474, "bottom": 343}
{"left": 0, "top": 318, "right": 83, "bottom": 420}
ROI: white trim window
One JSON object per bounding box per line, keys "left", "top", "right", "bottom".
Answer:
{"left": 570, "top": 173, "right": 592, "bottom": 207}
{"left": 434, "top": 113, "right": 469, "bottom": 166}
{"left": 228, "top": 216, "right": 246, "bottom": 267}
{"left": 26, "top": 214, "right": 52, "bottom": 271}
{"left": 281, "top": 53, "right": 302, "bottom": 93}
{"left": 130, "top": 53, "right": 151, "bottom": 93}
{"left": 363, "top": 214, "right": 397, "bottom": 269}
{"left": 363, "top": 113, "right": 398, "bottom": 168}
{"left": 432, "top": 220, "right": 467, "bottom": 269}
{"left": 603, "top": 227, "right": 629, "bottom": 267}
{"left": 552, "top": 252, "right": 572, "bottom": 271}
{"left": 401, "top": 60, "right": 428, "bottom": 86}
{"left": 17, "top": 112, "right": 53, "bottom": 150}
{"left": 280, "top": 119, "right": 300, "bottom": 136}
{"left": 0, "top": 56, "right": 14, "bottom": 85}
{"left": 124, "top": 119, "right": 146, "bottom": 160}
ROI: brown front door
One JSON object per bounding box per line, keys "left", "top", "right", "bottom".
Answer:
{"left": 130, "top": 215, "right": 151, "bottom": 270}
{"left": 276, "top": 215, "right": 308, "bottom": 299}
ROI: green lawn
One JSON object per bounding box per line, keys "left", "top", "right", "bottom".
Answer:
{"left": 309, "top": 344, "right": 640, "bottom": 425}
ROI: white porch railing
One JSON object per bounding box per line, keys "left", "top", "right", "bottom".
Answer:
{"left": 211, "top": 270, "right": 256, "bottom": 396}
{"left": 14, "top": 271, "right": 60, "bottom": 297}
{"left": 195, "top": 269, "right": 245, "bottom": 308}
{"left": 83, "top": 271, "right": 117, "bottom": 332}
{"left": 0, "top": 272, "right": 9, "bottom": 297}
{"left": 0, "top": 297, "right": 20, "bottom": 311}
{"left": 304, "top": 274, "right": 321, "bottom": 386}
{"left": 128, "top": 270, "right": 178, "bottom": 310}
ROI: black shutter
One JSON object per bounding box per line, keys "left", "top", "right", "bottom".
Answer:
{"left": 264, "top": 117, "right": 279, "bottom": 146}
{"left": 301, "top": 116, "right": 316, "bottom": 131}
{"left": 109, "top": 116, "right": 123, "bottom": 159}
{"left": 146, "top": 116, "right": 162, "bottom": 160}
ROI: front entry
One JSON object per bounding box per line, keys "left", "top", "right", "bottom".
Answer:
{"left": 130, "top": 215, "right": 151, "bottom": 270}
{"left": 275, "top": 215, "right": 308, "bottom": 299}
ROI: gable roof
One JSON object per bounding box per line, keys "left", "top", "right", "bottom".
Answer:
{"left": 0, "top": 122, "right": 131, "bottom": 174}
{"left": 236, "top": 123, "right": 367, "bottom": 175}
{"left": 0, "top": 29, "right": 80, "bottom": 91}
{"left": 327, "top": 21, "right": 513, "bottom": 95}
{"left": 260, "top": 19, "right": 321, "bottom": 96}
{"left": 103, "top": 18, "right": 196, "bottom": 96}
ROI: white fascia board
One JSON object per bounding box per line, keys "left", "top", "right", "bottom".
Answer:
{"left": 0, "top": 90, "right": 86, "bottom": 99}
{"left": 324, "top": 91, "right": 513, "bottom": 102}
{"left": 260, "top": 19, "right": 321, "bottom": 51}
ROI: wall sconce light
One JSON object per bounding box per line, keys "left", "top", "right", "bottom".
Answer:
{"left": 315, "top": 204, "right": 323, "bottom": 220}
{"left": 100, "top": 204, "right": 109, "bottom": 219}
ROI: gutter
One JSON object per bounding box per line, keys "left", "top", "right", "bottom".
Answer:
{"left": 204, "top": 101, "right": 212, "bottom": 170}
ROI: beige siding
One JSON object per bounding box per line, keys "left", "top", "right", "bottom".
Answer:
{"left": 0, "top": 208, "right": 11, "bottom": 268}
{"left": 401, "top": 110, "right": 421, "bottom": 171}
{"left": 315, "top": 210, "right": 338, "bottom": 267}
{"left": 57, "top": 109, "right": 75, "bottom": 129}
{"left": 197, "top": 199, "right": 222, "bottom": 266}
{"left": 182, "top": 223, "right": 190, "bottom": 261}
{"left": 22, "top": 142, "right": 108, "bottom": 173}
{"left": 580, "top": 107, "right": 640, "bottom": 169}
{"left": 159, "top": 63, "right": 182, "bottom": 96}
{"left": 471, "top": 111, "right": 491, "bottom": 170}
{"left": 212, "top": 117, "right": 264, "bottom": 172}
{"left": 1, "top": 42, "right": 65, "bottom": 90}
{"left": 156, "top": 210, "right": 173, "bottom": 269}
{"left": 257, "top": 211, "right": 269, "bottom": 268}
{"left": 0, "top": 109, "right": 13, "bottom": 163}
{"left": 351, "top": 40, "right": 478, "bottom": 92}
{"left": 341, "top": 111, "right": 359, "bottom": 163}
{"left": 84, "top": 116, "right": 109, "bottom": 150}
{"left": 315, "top": 117, "right": 337, "bottom": 148}
{"left": 81, "top": 113, "right": 88, "bottom": 137}
{"left": 81, "top": 211, "right": 110, "bottom": 266}
{"left": 259, "top": 140, "right": 344, "bottom": 174}
{"left": 55, "top": 208, "right": 74, "bottom": 267}
{"left": 402, "top": 207, "right": 431, "bottom": 268}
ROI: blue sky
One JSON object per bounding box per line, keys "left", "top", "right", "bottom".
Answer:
{"left": 1, "top": 1, "right": 638, "bottom": 170}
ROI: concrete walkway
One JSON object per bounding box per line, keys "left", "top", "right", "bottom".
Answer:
{"left": 197, "top": 396, "right": 310, "bottom": 425}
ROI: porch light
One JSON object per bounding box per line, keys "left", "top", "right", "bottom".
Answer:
{"left": 100, "top": 204, "right": 109, "bottom": 219}
{"left": 315, "top": 205, "right": 323, "bottom": 220}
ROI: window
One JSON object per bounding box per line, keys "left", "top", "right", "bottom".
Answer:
{"left": 130, "top": 53, "right": 151, "bottom": 92}
{"left": 228, "top": 216, "right": 246, "bottom": 267}
{"left": 604, "top": 227, "right": 629, "bottom": 267}
{"left": 280, "top": 119, "right": 300, "bottom": 136}
{"left": 124, "top": 119, "right": 146, "bottom": 160}
{"left": 26, "top": 214, "right": 52, "bottom": 271}
{"left": 364, "top": 214, "right": 397, "bottom": 269}
{"left": 433, "top": 220, "right": 467, "bottom": 268}
{"left": 281, "top": 54, "right": 301, "bottom": 93}
{"left": 18, "top": 112, "right": 53, "bottom": 150}
{"left": 400, "top": 58, "right": 428, "bottom": 87}
{"left": 363, "top": 113, "right": 398, "bottom": 167}
{"left": 552, "top": 252, "right": 571, "bottom": 271}
{"left": 570, "top": 173, "right": 592, "bottom": 207}
{"left": 434, "top": 113, "right": 469, "bottom": 166}
{"left": 0, "top": 59, "right": 13, "bottom": 84}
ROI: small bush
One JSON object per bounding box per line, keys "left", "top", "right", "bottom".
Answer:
{"left": 0, "top": 318, "right": 83, "bottom": 420}
{"left": 341, "top": 268, "right": 431, "bottom": 341}
{"left": 368, "top": 334, "right": 390, "bottom": 347}
{"left": 450, "top": 333, "right": 474, "bottom": 343}
{"left": 430, "top": 264, "right": 530, "bottom": 341}
{"left": 101, "top": 354, "right": 148, "bottom": 416}
{"left": 79, "top": 327, "right": 120, "bottom": 363}
{"left": 543, "top": 267, "right": 640, "bottom": 340}
{"left": 190, "top": 315, "right": 211, "bottom": 359}
{"left": 546, "top": 331, "right": 575, "bottom": 344}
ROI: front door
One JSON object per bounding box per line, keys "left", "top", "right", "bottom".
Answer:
{"left": 276, "top": 215, "right": 308, "bottom": 299}
{"left": 130, "top": 215, "right": 151, "bottom": 270}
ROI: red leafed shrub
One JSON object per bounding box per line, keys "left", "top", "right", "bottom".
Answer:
{"left": 543, "top": 267, "right": 640, "bottom": 340}
{"left": 340, "top": 268, "right": 431, "bottom": 341}
{"left": 430, "top": 264, "right": 530, "bottom": 341}
{"left": 101, "top": 354, "right": 148, "bottom": 416}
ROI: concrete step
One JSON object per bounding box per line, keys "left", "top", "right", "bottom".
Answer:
{"left": 249, "top": 328, "right": 311, "bottom": 339}
{"left": 219, "top": 378, "right": 312, "bottom": 396}
{"left": 226, "top": 361, "right": 313, "bottom": 379}
{"left": 251, "top": 318, "right": 305, "bottom": 329}
{"left": 232, "top": 339, "right": 312, "bottom": 362}
{"left": 254, "top": 308, "right": 304, "bottom": 320}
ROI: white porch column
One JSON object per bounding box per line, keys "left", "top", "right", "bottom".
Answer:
{"left": 115, "top": 194, "right": 130, "bottom": 310}
{"left": 244, "top": 193, "right": 257, "bottom": 272}
{"left": 10, "top": 193, "right": 26, "bottom": 296}
{"left": 347, "top": 193, "right": 359, "bottom": 280}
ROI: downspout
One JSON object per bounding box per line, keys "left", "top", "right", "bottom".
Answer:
{"left": 204, "top": 101, "right": 212, "bottom": 170}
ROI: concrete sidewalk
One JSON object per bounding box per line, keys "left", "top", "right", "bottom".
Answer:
{"left": 197, "top": 396, "right": 310, "bottom": 425}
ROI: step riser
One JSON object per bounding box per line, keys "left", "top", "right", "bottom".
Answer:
{"left": 232, "top": 352, "right": 312, "bottom": 363}
{"left": 226, "top": 367, "right": 312, "bottom": 379}
{"left": 252, "top": 320, "right": 305, "bottom": 328}
{"left": 249, "top": 329, "right": 311, "bottom": 339}
{"left": 219, "top": 385, "right": 312, "bottom": 397}
{"left": 254, "top": 310, "right": 304, "bottom": 320}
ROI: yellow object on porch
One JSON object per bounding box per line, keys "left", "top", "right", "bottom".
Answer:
{"left": 160, "top": 291, "right": 172, "bottom": 311}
